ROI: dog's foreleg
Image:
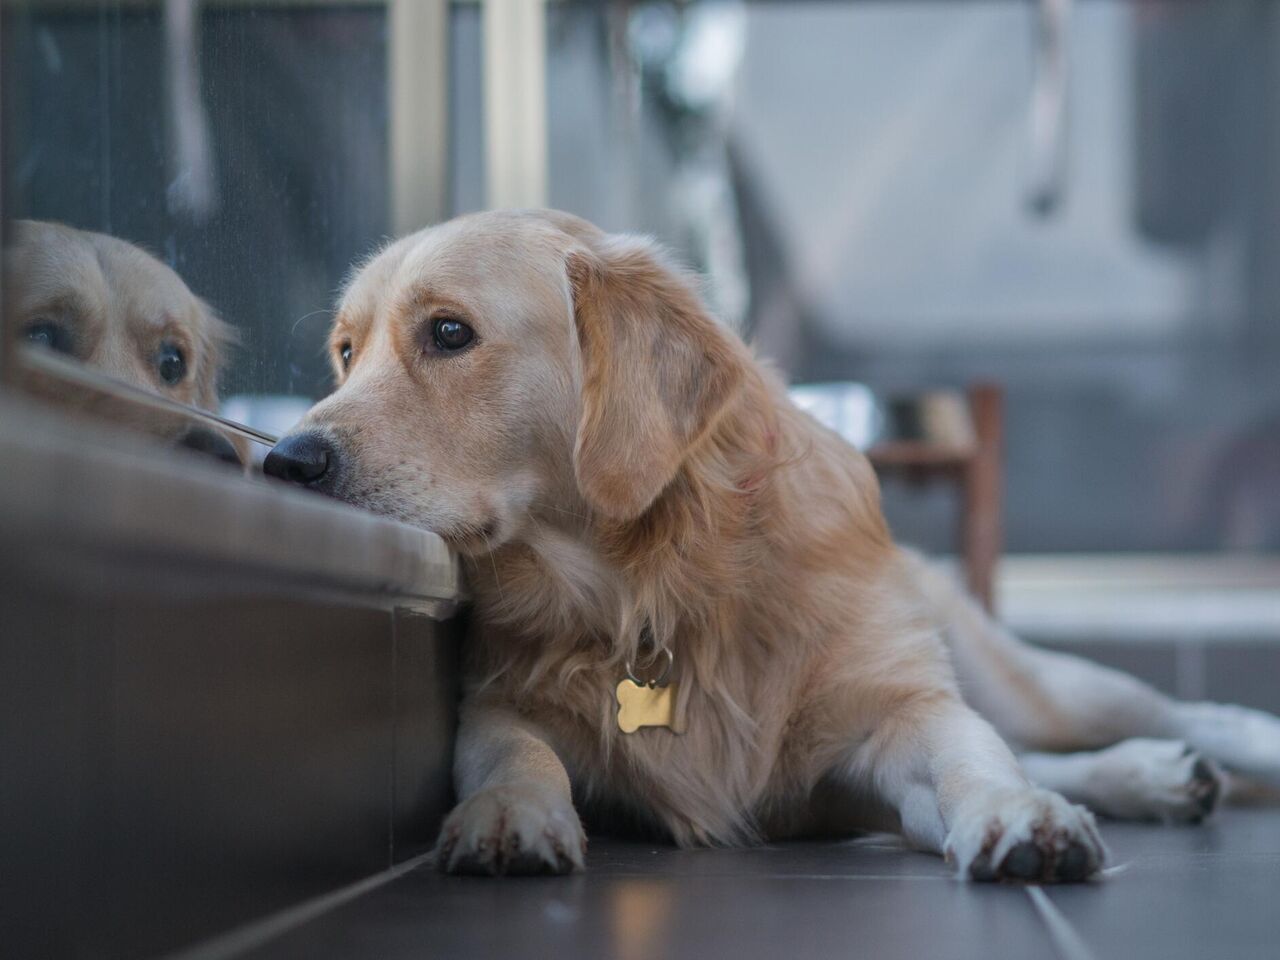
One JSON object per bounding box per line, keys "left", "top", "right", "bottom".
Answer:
{"left": 436, "top": 699, "right": 587, "bottom": 875}
{"left": 850, "top": 693, "right": 1106, "bottom": 883}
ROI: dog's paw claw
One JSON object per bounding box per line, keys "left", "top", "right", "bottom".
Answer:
{"left": 435, "top": 786, "right": 587, "bottom": 877}
{"left": 1189, "top": 756, "right": 1222, "bottom": 819}
{"left": 946, "top": 787, "right": 1106, "bottom": 884}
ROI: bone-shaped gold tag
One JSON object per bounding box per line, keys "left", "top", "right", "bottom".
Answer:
{"left": 616, "top": 679, "right": 684, "bottom": 734}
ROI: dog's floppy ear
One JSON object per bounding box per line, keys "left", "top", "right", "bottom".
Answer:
{"left": 568, "top": 236, "right": 745, "bottom": 521}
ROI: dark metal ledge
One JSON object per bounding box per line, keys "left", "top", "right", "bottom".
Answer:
{"left": 0, "top": 392, "right": 462, "bottom": 617}
{"left": 0, "top": 392, "right": 463, "bottom": 960}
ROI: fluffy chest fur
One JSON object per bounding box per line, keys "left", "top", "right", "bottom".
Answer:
{"left": 459, "top": 425, "right": 928, "bottom": 846}
{"left": 462, "top": 530, "right": 798, "bottom": 844}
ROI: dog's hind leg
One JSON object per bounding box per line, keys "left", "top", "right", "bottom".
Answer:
{"left": 1019, "top": 739, "right": 1221, "bottom": 823}
{"left": 905, "top": 549, "right": 1181, "bottom": 750}
{"left": 905, "top": 549, "right": 1280, "bottom": 787}
{"left": 1171, "top": 701, "right": 1280, "bottom": 787}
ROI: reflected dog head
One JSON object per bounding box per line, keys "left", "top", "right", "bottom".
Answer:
{"left": 4, "top": 220, "right": 240, "bottom": 460}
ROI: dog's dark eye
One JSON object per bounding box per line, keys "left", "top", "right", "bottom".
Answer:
{"left": 24, "top": 320, "right": 74, "bottom": 355}
{"left": 339, "top": 341, "right": 353, "bottom": 371}
{"left": 432, "top": 318, "right": 474, "bottom": 352}
{"left": 156, "top": 341, "right": 187, "bottom": 385}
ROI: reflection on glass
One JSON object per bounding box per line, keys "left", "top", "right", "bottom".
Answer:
{"left": 2, "top": 0, "right": 411, "bottom": 445}
{"left": 3, "top": 220, "right": 242, "bottom": 463}
{"left": 0, "top": 0, "right": 443, "bottom": 464}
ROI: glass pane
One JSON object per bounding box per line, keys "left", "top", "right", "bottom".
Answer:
{"left": 2, "top": 0, "right": 450, "bottom": 459}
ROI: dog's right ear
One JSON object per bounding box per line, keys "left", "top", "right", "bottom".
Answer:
{"left": 567, "top": 236, "right": 745, "bottom": 522}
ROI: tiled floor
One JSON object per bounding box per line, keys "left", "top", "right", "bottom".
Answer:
{"left": 176, "top": 809, "right": 1280, "bottom": 960}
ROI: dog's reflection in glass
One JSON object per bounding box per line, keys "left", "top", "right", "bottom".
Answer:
{"left": 3, "top": 220, "right": 242, "bottom": 464}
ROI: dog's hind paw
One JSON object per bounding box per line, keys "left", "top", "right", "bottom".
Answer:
{"left": 1180, "top": 702, "right": 1280, "bottom": 787}
{"left": 945, "top": 787, "right": 1106, "bottom": 884}
{"left": 1090, "top": 738, "right": 1222, "bottom": 824}
{"left": 435, "top": 785, "right": 587, "bottom": 876}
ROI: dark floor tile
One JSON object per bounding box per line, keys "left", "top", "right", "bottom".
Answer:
{"left": 245, "top": 840, "right": 1057, "bottom": 960}
{"left": 239, "top": 813, "right": 1280, "bottom": 960}
{"left": 1048, "top": 812, "right": 1280, "bottom": 960}
{"left": 1095, "top": 809, "right": 1280, "bottom": 864}
{"left": 589, "top": 834, "right": 953, "bottom": 879}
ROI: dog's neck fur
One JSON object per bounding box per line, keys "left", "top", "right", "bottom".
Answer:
{"left": 464, "top": 362, "right": 895, "bottom": 689}
{"left": 468, "top": 367, "right": 785, "bottom": 673}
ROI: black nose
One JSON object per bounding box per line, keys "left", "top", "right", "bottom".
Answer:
{"left": 176, "top": 426, "right": 242, "bottom": 467}
{"left": 263, "top": 432, "right": 336, "bottom": 487}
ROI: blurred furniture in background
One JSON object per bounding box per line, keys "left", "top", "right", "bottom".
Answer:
{"left": 868, "top": 384, "right": 1004, "bottom": 613}
{"left": 792, "top": 382, "right": 1004, "bottom": 612}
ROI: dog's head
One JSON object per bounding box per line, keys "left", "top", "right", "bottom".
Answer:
{"left": 265, "top": 210, "right": 748, "bottom": 554}
{"left": 4, "top": 220, "right": 241, "bottom": 461}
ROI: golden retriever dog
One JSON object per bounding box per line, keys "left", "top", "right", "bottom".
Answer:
{"left": 264, "top": 210, "right": 1280, "bottom": 883}
{"left": 3, "top": 219, "right": 240, "bottom": 462}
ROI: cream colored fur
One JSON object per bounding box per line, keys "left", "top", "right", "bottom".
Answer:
{"left": 279, "top": 209, "right": 1280, "bottom": 883}
{"left": 4, "top": 220, "right": 235, "bottom": 441}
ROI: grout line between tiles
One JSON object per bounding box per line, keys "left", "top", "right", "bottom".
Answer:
{"left": 156, "top": 851, "right": 435, "bottom": 960}
{"left": 1025, "top": 887, "right": 1099, "bottom": 960}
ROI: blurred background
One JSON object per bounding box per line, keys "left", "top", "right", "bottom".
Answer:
{"left": 8, "top": 0, "right": 1280, "bottom": 556}
{"left": 5, "top": 8, "right": 1280, "bottom": 954}
{"left": 4, "top": 0, "right": 1280, "bottom": 671}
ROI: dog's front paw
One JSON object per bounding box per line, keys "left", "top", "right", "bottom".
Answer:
{"left": 436, "top": 785, "right": 587, "bottom": 876}
{"left": 945, "top": 787, "right": 1106, "bottom": 883}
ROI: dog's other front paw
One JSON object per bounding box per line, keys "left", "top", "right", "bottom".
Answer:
{"left": 945, "top": 787, "right": 1106, "bottom": 884}
{"left": 436, "top": 785, "right": 587, "bottom": 876}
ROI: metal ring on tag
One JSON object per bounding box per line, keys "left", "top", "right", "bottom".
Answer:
{"left": 624, "top": 645, "right": 674, "bottom": 688}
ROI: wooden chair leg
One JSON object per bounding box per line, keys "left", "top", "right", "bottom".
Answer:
{"left": 961, "top": 383, "right": 1003, "bottom": 613}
